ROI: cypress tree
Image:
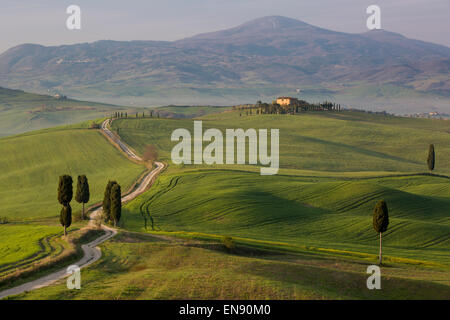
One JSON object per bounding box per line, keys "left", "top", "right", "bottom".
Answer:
{"left": 373, "top": 200, "right": 389, "bottom": 265}
{"left": 103, "top": 181, "right": 117, "bottom": 222}
{"left": 58, "top": 175, "right": 73, "bottom": 206}
{"left": 427, "top": 144, "right": 435, "bottom": 172}
{"left": 75, "top": 175, "right": 90, "bottom": 220}
{"left": 110, "top": 184, "right": 122, "bottom": 227}
{"left": 60, "top": 204, "right": 72, "bottom": 236}
{"left": 58, "top": 175, "right": 73, "bottom": 236}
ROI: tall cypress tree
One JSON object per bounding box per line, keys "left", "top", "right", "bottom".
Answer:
{"left": 57, "top": 175, "right": 73, "bottom": 236}
{"left": 58, "top": 175, "right": 73, "bottom": 206}
{"left": 373, "top": 200, "right": 389, "bottom": 266}
{"left": 427, "top": 144, "right": 435, "bottom": 172}
{"left": 110, "top": 184, "right": 122, "bottom": 227}
{"left": 60, "top": 204, "right": 72, "bottom": 236}
{"left": 102, "top": 181, "right": 117, "bottom": 222}
{"left": 75, "top": 175, "right": 90, "bottom": 220}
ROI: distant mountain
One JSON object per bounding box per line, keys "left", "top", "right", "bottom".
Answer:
{"left": 0, "top": 16, "right": 449, "bottom": 111}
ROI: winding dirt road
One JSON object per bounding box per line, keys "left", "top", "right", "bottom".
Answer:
{"left": 102, "top": 118, "right": 142, "bottom": 161}
{"left": 0, "top": 119, "right": 164, "bottom": 299}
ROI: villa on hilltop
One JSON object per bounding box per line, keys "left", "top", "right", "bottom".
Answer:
{"left": 276, "top": 97, "right": 299, "bottom": 106}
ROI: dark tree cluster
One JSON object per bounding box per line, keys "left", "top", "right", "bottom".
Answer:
{"left": 58, "top": 175, "right": 73, "bottom": 236}
{"left": 102, "top": 180, "right": 122, "bottom": 227}
{"left": 58, "top": 175, "right": 91, "bottom": 235}
{"left": 112, "top": 110, "right": 159, "bottom": 119}
{"left": 233, "top": 100, "right": 341, "bottom": 115}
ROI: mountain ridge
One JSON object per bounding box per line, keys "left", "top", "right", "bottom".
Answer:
{"left": 0, "top": 16, "right": 449, "bottom": 111}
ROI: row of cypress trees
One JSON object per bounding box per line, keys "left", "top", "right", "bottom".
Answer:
{"left": 57, "top": 175, "right": 73, "bottom": 236}
{"left": 102, "top": 181, "right": 122, "bottom": 227}
{"left": 112, "top": 111, "right": 160, "bottom": 118}
{"left": 57, "top": 175, "right": 122, "bottom": 235}
{"left": 57, "top": 175, "right": 90, "bottom": 236}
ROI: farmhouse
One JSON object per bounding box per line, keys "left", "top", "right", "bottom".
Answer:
{"left": 276, "top": 97, "right": 299, "bottom": 106}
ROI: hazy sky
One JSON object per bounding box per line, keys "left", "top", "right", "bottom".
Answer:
{"left": 1, "top": 0, "right": 449, "bottom": 53}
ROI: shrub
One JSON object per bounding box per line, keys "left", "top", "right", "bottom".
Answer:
{"left": 89, "top": 122, "right": 100, "bottom": 129}
{"left": 0, "top": 216, "right": 9, "bottom": 224}
{"left": 222, "top": 236, "right": 236, "bottom": 252}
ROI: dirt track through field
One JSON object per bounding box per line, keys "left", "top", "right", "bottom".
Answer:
{"left": 0, "top": 119, "right": 164, "bottom": 299}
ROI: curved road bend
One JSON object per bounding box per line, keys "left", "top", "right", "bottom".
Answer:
{"left": 0, "top": 120, "right": 165, "bottom": 299}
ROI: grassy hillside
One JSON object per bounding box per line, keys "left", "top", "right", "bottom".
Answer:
{"left": 0, "top": 87, "right": 233, "bottom": 137}
{"left": 0, "top": 127, "right": 144, "bottom": 220}
{"left": 155, "top": 105, "right": 230, "bottom": 118}
{"left": 0, "top": 224, "right": 61, "bottom": 266}
{"left": 12, "top": 232, "right": 450, "bottom": 300}
{"left": 108, "top": 111, "right": 450, "bottom": 266}
{"left": 111, "top": 110, "right": 450, "bottom": 174}
{"left": 0, "top": 123, "right": 145, "bottom": 274}
{"left": 0, "top": 87, "right": 129, "bottom": 137}
{"left": 2, "top": 110, "right": 449, "bottom": 299}
{"left": 122, "top": 168, "right": 449, "bottom": 264}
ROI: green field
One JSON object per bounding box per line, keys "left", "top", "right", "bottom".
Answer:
{"left": 0, "top": 87, "right": 135, "bottom": 137}
{"left": 121, "top": 168, "right": 449, "bottom": 264}
{"left": 0, "top": 224, "right": 61, "bottom": 267}
{"left": 0, "top": 124, "right": 145, "bottom": 273}
{"left": 12, "top": 232, "right": 450, "bottom": 300}
{"left": 111, "top": 111, "right": 450, "bottom": 174}
{"left": 108, "top": 112, "right": 450, "bottom": 267}
{"left": 0, "top": 87, "right": 232, "bottom": 137}
{"left": 2, "top": 109, "right": 450, "bottom": 299}
{"left": 0, "top": 127, "right": 144, "bottom": 220}
{"left": 155, "top": 105, "right": 230, "bottom": 118}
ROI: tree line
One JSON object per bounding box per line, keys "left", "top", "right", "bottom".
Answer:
{"left": 112, "top": 111, "right": 160, "bottom": 119}
{"left": 102, "top": 181, "right": 122, "bottom": 227}
{"left": 233, "top": 100, "right": 342, "bottom": 115}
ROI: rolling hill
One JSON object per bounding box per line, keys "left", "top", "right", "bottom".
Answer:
{"left": 0, "top": 87, "right": 228, "bottom": 137}
{"left": 111, "top": 110, "right": 450, "bottom": 174}
{"left": 0, "top": 16, "right": 449, "bottom": 111}
{"left": 1, "top": 109, "right": 449, "bottom": 299}
{"left": 108, "top": 111, "right": 450, "bottom": 264}
{"left": 0, "top": 121, "right": 145, "bottom": 278}
{"left": 122, "top": 169, "right": 450, "bottom": 263}
{"left": 0, "top": 123, "right": 144, "bottom": 220}
{"left": 0, "top": 87, "right": 128, "bottom": 137}
{"left": 12, "top": 231, "right": 450, "bottom": 300}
